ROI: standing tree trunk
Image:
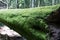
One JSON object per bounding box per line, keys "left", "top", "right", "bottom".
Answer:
{"left": 25, "top": 0, "right": 30, "bottom": 8}
{"left": 17, "top": 0, "right": 19, "bottom": 8}
{"left": 40, "top": 0, "right": 45, "bottom": 6}
{"left": 34, "top": 0, "right": 38, "bottom": 7}
{"left": 31, "top": 0, "right": 34, "bottom": 8}
{"left": 49, "top": 0, "right": 52, "bottom": 6}
{"left": 7, "top": 0, "right": 8, "bottom": 9}
{"left": 29, "top": 0, "right": 32, "bottom": 8}
{"left": 38, "top": 0, "right": 40, "bottom": 7}
{"left": 24, "top": 0, "right": 26, "bottom": 8}
{"left": 52, "top": 0, "right": 55, "bottom": 5}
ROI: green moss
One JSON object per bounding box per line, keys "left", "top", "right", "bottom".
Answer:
{"left": 0, "top": 4, "right": 60, "bottom": 40}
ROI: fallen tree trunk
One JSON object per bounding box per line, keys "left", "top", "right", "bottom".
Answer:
{"left": 0, "top": 5, "right": 60, "bottom": 40}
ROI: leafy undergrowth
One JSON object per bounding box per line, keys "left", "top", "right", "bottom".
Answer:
{"left": 0, "top": 4, "right": 60, "bottom": 40}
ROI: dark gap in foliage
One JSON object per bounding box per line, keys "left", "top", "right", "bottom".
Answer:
{"left": 45, "top": 7, "right": 60, "bottom": 40}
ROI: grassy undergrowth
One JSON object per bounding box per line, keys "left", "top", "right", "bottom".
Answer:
{"left": 0, "top": 4, "right": 60, "bottom": 40}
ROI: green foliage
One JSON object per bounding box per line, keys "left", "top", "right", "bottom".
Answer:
{"left": 0, "top": 5, "right": 60, "bottom": 40}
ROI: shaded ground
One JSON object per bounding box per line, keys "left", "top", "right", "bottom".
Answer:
{"left": 46, "top": 7, "right": 60, "bottom": 40}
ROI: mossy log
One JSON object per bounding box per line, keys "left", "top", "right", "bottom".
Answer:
{"left": 0, "top": 5, "right": 60, "bottom": 40}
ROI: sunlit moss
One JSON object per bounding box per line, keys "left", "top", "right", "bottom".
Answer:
{"left": 0, "top": 4, "right": 60, "bottom": 40}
